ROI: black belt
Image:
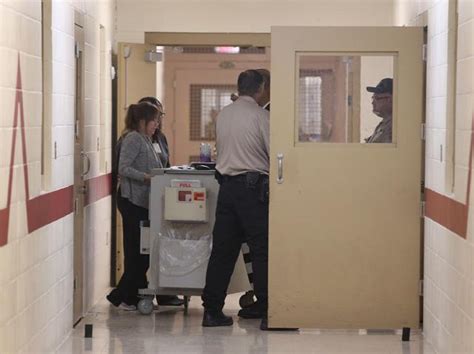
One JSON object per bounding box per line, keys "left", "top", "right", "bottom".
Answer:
{"left": 221, "top": 174, "right": 248, "bottom": 183}
{"left": 220, "top": 173, "right": 268, "bottom": 183}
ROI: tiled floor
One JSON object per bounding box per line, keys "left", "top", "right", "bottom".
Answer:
{"left": 58, "top": 294, "right": 435, "bottom": 354}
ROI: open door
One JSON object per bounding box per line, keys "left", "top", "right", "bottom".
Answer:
{"left": 269, "top": 27, "right": 423, "bottom": 329}
{"left": 114, "top": 43, "right": 157, "bottom": 281}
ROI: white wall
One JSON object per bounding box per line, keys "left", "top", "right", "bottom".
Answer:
{"left": 117, "top": 0, "right": 395, "bottom": 43}
{"left": 0, "top": 0, "right": 115, "bottom": 352}
{"left": 396, "top": 0, "right": 474, "bottom": 353}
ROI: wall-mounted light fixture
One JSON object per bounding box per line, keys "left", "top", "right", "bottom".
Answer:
{"left": 144, "top": 50, "right": 163, "bottom": 63}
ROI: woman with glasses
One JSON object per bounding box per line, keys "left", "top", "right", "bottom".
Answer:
{"left": 137, "top": 96, "right": 185, "bottom": 307}
{"left": 107, "top": 101, "right": 162, "bottom": 310}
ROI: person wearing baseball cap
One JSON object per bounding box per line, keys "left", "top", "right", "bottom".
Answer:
{"left": 365, "top": 78, "right": 393, "bottom": 143}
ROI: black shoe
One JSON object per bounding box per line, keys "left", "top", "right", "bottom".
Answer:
{"left": 106, "top": 294, "right": 121, "bottom": 307}
{"left": 238, "top": 304, "right": 263, "bottom": 319}
{"left": 260, "top": 317, "right": 298, "bottom": 331}
{"left": 202, "top": 310, "right": 233, "bottom": 327}
{"left": 157, "top": 295, "right": 185, "bottom": 306}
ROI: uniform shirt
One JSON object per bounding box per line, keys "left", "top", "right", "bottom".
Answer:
{"left": 216, "top": 96, "right": 270, "bottom": 176}
{"left": 365, "top": 116, "right": 392, "bottom": 143}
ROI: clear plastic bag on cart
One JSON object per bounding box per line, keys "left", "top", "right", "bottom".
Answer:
{"left": 156, "top": 221, "right": 212, "bottom": 276}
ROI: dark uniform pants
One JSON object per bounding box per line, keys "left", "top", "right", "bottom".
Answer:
{"left": 108, "top": 194, "right": 149, "bottom": 306}
{"left": 202, "top": 175, "right": 269, "bottom": 314}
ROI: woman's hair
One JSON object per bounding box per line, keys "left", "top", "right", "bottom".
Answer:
{"left": 138, "top": 96, "right": 165, "bottom": 140}
{"left": 138, "top": 96, "right": 163, "bottom": 110}
{"left": 122, "top": 101, "right": 159, "bottom": 136}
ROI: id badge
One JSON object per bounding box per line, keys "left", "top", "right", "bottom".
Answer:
{"left": 153, "top": 143, "right": 162, "bottom": 154}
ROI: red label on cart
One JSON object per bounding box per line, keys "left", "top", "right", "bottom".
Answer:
{"left": 194, "top": 192, "right": 205, "bottom": 201}
{"left": 178, "top": 190, "right": 193, "bottom": 202}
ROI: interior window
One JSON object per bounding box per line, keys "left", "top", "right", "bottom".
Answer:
{"left": 296, "top": 54, "right": 395, "bottom": 144}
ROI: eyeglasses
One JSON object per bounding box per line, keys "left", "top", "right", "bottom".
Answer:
{"left": 154, "top": 112, "right": 165, "bottom": 122}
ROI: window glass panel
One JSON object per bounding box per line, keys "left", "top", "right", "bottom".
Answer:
{"left": 190, "top": 84, "right": 236, "bottom": 141}
{"left": 296, "top": 54, "right": 395, "bottom": 144}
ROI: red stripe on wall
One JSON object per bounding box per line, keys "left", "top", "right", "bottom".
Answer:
{"left": 425, "top": 189, "right": 468, "bottom": 238}
{"left": 27, "top": 186, "right": 74, "bottom": 233}
{"left": 0, "top": 54, "right": 24, "bottom": 246}
{"left": 85, "top": 173, "right": 112, "bottom": 206}
{"left": 425, "top": 114, "right": 473, "bottom": 239}
{"left": 0, "top": 53, "right": 112, "bottom": 247}
{"left": 0, "top": 209, "right": 8, "bottom": 247}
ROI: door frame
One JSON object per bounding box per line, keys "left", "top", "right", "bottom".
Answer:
{"left": 112, "top": 33, "right": 272, "bottom": 282}
{"left": 73, "top": 11, "right": 86, "bottom": 325}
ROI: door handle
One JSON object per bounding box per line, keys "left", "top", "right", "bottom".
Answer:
{"left": 81, "top": 151, "right": 91, "bottom": 177}
{"left": 277, "top": 153, "right": 284, "bottom": 184}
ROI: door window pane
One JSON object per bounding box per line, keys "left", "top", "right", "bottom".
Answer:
{"left": 190, "top": 84, "right": 236, "bottom": 141}
{"left": 296, "top": 54, "right": 395, "bottom": 144}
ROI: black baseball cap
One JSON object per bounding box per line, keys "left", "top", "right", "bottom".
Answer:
{"left": 366, "top": 78, "right": 393, "bottom": 94}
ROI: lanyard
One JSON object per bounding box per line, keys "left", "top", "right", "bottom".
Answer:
{"left": 140, "top": 134, "right": 162, "bottom": 168}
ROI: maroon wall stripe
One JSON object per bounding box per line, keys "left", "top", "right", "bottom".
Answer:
{"left": 0, "top": 53, "right": 112, "bottom": 248}
{"left": 425, "top": 189, "right": 468, "bottom": 238}
{"left": 85, "top": 173, "right": 112, "bottom": 206}
{"left": 27, "top": 186, "right": 74, "bottom": 233}
{"left": 0, "top": 55, "right": 26, "bottom": 247}
{"left": 425, "top": 114, "right": 474, "bottom": 239}
{"left": 0, "top": 209, "right": 8, "bottom": 247}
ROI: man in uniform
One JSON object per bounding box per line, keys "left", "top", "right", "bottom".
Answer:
{"left": 202, "top": 70, "right": 270, "bottom": 330}
{"left": 365, "top": 78, "right": 393, "bottom": 143}
{"left": 234, "top": 68, "right": 270, "bottom": 320}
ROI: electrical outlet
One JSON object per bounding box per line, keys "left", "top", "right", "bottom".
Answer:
{"left": 97, "top": 137, "right": 100, "bottom": 151}
{"left": 54, "top": 141, "right": 57, "bottom": 159}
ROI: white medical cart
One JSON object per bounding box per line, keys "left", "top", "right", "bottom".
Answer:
{"left": 137, "top": 168, "right": 251, "bottom": 315}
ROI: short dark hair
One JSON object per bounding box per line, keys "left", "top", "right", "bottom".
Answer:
{"left": 256, "top": 68, "right": 270, "bottom": 90}
{"left": 237, "top": 70, "right": 264, "bottom": 97}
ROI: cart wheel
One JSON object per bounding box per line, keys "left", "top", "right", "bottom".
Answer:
{"left": 137, "top": 298, "right": 154, "bottom": 315}
{"left": 239, "top": 291, "right": 255, "bottom": 308}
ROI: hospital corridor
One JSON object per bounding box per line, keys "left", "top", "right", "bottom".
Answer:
{"left": 0, "top": 0, "right": 473, "bottom": 353}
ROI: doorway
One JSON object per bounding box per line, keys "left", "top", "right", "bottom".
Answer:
{"left": 112, "top": 30, "right": 424, "bottom": 331}
{"left": 113, "top": 36, "right": 271, "bottom": 282}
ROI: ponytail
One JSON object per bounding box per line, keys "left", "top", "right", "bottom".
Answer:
{"left": 121, "top": 102, "right": 159, "bottom": 136}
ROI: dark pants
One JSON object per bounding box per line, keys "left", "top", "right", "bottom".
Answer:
{"left": 108, "top": 194, "right": 149, "bottom": 306}
{"left": 202, "top": 175, "right": 269, "bottom": 314}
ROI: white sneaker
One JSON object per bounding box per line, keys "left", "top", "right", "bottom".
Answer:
{"left": 118, "top": 303, "right": 137, "bottom": 311}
